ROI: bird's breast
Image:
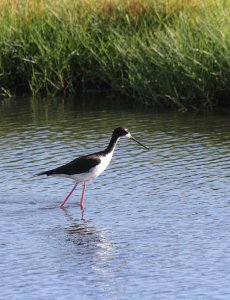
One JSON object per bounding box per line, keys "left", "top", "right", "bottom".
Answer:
{"left": 90, "top": 151, "right": 114, "bottom": 179}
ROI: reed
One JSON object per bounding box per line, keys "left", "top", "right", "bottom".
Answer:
{"left": 0, "top": 0, "right": 230, "bottom": 110}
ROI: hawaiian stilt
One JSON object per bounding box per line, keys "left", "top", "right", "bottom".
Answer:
{"left": 37, "top": 127, "right": 148, "bottom": 209}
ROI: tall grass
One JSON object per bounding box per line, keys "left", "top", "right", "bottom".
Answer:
{"left": 0, "top": 0, "right": 230, "bottom": 110}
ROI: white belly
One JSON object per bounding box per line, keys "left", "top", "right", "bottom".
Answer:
{"left": 51, "top": 151, "right": 114, "bottom": 183}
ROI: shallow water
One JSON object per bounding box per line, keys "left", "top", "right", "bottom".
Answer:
{"left": 1, "top": 97, "right": 230, "bottom": 299}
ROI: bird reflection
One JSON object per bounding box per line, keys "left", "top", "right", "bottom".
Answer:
{"left": 61, "top": 207, "right": 117, "bottom": 298}
{"left": 61, "top": 206, "right": 86, "bottom": 222}
{"left": 61, "top": 207, "right": 113, "bottom": 258}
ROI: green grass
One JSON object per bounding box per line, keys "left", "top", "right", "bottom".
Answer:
{"left": 1, "top": 0, "right": 230, "bottom": 110}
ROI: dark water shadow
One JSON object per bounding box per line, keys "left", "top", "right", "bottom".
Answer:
{"left": 39, "top": 205, "right": 60, "bottom": 210}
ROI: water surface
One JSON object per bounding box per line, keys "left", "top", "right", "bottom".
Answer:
{"left": 1, "top": 97, "right": 230, "bottom": 300}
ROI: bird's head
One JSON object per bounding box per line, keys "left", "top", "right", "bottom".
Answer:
{"left": 113, "top": 127, "right": 148, "bottom": 149}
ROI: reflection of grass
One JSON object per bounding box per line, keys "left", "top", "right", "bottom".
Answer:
{"left": 0, "top": 0, "right": 230, "bottom": 110}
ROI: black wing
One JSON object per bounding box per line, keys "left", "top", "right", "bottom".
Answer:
{"left": 37, "top": 154, "right": 101, "bottom": 176}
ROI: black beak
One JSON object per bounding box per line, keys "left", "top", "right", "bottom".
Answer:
{"left": 130, "top": 136, "right": 149, "bottom": 150}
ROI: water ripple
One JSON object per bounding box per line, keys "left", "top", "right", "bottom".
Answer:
{"left": 1, "top": 98, "right": 230, "bottom": 299}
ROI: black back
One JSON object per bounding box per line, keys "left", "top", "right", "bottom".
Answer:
{"left": 38, "top": 154, "right": 101, "bottom": 176}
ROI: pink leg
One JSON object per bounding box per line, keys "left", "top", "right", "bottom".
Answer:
{"left": 60, "top": 182, "right": 78, "bottom": 208}
{"left": 80, "top": 181, "right": 86, "bottom": 210}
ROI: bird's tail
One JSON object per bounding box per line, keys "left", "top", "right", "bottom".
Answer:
{"left": 36, "top": 171, "right": 49, "bottom": 176}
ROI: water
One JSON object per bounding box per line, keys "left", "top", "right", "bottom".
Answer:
{"left": 1, "top": 97, "right": 230, "bottom": 300}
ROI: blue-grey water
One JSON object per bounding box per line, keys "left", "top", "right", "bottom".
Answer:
{"left": 1, "top": 97, "right": 230, "bottom": 300}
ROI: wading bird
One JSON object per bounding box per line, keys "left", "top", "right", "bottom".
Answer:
{"left": 37, "top": 127, "right": 148, "bottom": 209}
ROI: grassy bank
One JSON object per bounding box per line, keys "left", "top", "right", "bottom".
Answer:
{"left": 0, "top": 0, "right": 230, "bottom": 110}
